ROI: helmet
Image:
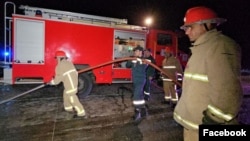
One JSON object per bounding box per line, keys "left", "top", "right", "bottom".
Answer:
{"left": 180, "top": 6, "right": 226, "bottom": 29}
{"left": 55, "top": 51, "right": 67, "bottom": 58}
{"left": 35, "top": 10, "right": 42, "bottom": 17}
{"left": 165, "top": 47, "right": 172, "bottom": 53}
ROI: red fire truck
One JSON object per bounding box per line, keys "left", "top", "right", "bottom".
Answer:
{"left": 1, "top": 2, "right": 188, "bottom": 97}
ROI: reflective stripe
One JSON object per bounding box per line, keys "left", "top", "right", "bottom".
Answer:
{"left": 77, "top": 109, "right": 85, "bottom": 116}
{"left": 63, "top": 69, "right": 77, "bottom": 76}
{"left": 177, "top": 78, "right": 183, "bottom": 81}
{"left": 162, "top": 78, "right": 172, "bottom": 81}
{"left": 184, "top": 72, "right": 208, "bottom": 82}
{"left": 133, "top": 100, "right": 145, "bottom": 105}
{"left": 70, "top": 96, "right": 74, "bottom": 103}
{"left": 68, "top": 96, "right": 85, "bottom": 116}
{"left": 174, "top": 85, "right": 179, "bottom": 100}
{"left": 171, "top": 98, "right": 178, "bottom": 102}
{"left": 63, "top": 69, "right": 78, "bottom": 94}
{"left": 65, "top": 69, "right": 75, "bottom": 89}
{"left": 176, "top": 73, "right": 183, "bottom": 81}
{"left": 65, "top": 106, "right": 73, "bottom": 110}
{"left": 163, "top": 66, "right": 176, "bottom": 69}
{"left": 66, "top": 88, "right": 77, "bottom": 94}
{"left": 68, "top": 75, "right": 74, "bottom": 90}
{"left": 207, "top": 105, "right": 234, "bottom": 121}
{"left": 176, "top": 73, "right": 182, "bottom": 76}
{"left": 132, "top": 60, "right": 137, "bottom": 63}
{"left": 75, "top": 106, "right": 85, "bottom": 115}
{"left": 164, "top": 96, "right": 171, "bottom": 100}
{"left": 161, "top": 76, "right": 173, "bottom": 81}
{"left": 144, "top": 91, "right": 150, "bottom": 95}
{"left": 174, "top": 112, "right": 199, "bottom": 130}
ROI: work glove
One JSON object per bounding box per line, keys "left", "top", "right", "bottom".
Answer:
{"left": 202, "top": 110, "right": 221, "bottom": 125}
{"left": 47, "top": 79, "right": 54, "bottom": 86}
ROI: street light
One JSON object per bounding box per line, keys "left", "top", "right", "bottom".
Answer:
{"left": 144, "top": 17, "right": 153, "bottom": 34}
{"left": 145, "top": 17, "right": 153, "bottom": 29}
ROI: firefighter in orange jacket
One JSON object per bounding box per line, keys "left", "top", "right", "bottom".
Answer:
{"left": 161, "top": 49, "right": 183, "bottom": 106}
{"left": 173, "top": 7, "right": 243, "bottom": 141}
{"left": 49, "top": 51, "right": 86, "bottom": 117}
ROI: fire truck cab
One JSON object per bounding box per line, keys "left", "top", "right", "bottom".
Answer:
{"left": 1, "top": 2, "right": 188, "bottom": 97}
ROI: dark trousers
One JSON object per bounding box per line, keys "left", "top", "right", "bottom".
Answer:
{"left": 144, "top": 77, "right": 151, "bottom": 94}
{"left": 133, "top": 78, "right": 146, "bottom": 108}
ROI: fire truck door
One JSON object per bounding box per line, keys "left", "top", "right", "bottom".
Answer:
{"left": 14, "top": 18, "right": 45, "bottom": 64}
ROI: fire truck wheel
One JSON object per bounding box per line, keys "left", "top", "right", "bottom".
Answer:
{"left": 78, "top": 73, "right": 93, "bottom": 98}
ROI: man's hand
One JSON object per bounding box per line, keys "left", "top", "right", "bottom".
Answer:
{"left": 202, "top": 110, "right": 221, "bottom": 125}
{"left": 47, "top": 79, "right": 54, "bottom": 85}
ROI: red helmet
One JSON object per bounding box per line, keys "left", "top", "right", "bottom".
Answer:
{"left": 55, "top": 51, "right": 67, "bottom": 58}
{"left": 165, "top": 47, "right": 172, "bottom": 53}
{"left": 180, "top": 6, "right": 226, "bottom": 29}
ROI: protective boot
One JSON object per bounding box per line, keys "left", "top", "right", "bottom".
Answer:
{"left": 170, "top": 100, "right": 178, "bottom": 109}
{"left": 133, "top": 108, "right": 142, "bottom": 121}
{"left": 141, "top": 107, "right": 148, "bottom": 118}
{"left": 144, "top": 94, "right": 150, "bottom": 101}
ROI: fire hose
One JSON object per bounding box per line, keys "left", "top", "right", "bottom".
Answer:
{"left": 77, "top": 57, "right": 182, "bottom": 87}
{"left": 0, "top": 84, "right": 46, "bottom": 105}
{"left": 0, "top": 57, "right": 181, "bottom": 105}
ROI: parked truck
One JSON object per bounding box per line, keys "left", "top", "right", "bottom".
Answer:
{"left": 1, "top": 1, "right": 188, "bottom": 97}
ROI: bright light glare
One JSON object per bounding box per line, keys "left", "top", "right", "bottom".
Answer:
{"left": 145, "top": 17, "right": 153, "bottom": 26}
{"left": 4, "top": 52, "right": 9, "bottom": 56}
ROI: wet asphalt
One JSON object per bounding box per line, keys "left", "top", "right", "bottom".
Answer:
{"left": 0, "top": 80, "right": 249, "bottom": 141}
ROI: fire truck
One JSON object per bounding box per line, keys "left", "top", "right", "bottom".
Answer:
{"left": 1, "top": 1, "right": 188, "bottom": 97}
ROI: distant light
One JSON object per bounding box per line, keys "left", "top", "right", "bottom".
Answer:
{"left": 145, "top": 17, "right": 153, "bottom": 27}
{"left": 128, "top": 46, "right": 133, "bottom": 51}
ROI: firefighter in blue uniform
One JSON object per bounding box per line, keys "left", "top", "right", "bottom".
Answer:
{"left": 143, "top": 48, "right": 156, "bottom": 101}
{"left": 126, "top": 45, "right": 148, "bottom": 121}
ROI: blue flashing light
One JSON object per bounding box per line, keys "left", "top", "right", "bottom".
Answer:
{"left": 4, "top": 52, "right": 9, "bottom": 56}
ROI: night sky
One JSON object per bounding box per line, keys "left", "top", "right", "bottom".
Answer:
{"left": 1, "top": 0, "right": 249, "bottom": 69}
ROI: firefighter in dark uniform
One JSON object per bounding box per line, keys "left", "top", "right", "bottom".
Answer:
{"left": 49, "top": 51, "right": 86, "bottom": 117}
{"left": 143, "top": 48, "right": 156, "bottom": 101}
{"left": 126, "top": 45, "right": 148, "bottom": 121}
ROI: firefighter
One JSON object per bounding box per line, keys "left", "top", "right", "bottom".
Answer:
{"left": 143, "top": 48, "right": 156, "bottom": 101}
{"left": 173, "top": 6, "right": 243, "bottom": 141}
{"left": 126, "top": 45, "right": 148, "bottom": 121}
{"left": 161, "top": 48, "right": 183, "bottom": 106}
{"left": 49, "top": 51, "right": 86, "bottom": 118}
